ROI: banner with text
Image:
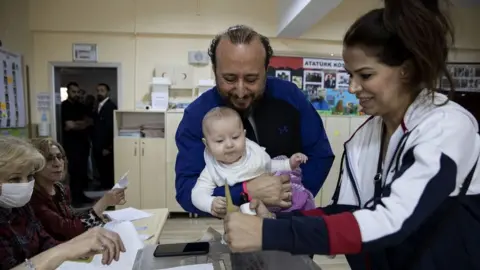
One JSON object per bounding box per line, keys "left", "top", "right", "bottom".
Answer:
{"left": 267, "top": 56, "right": 362, "bottom": 115}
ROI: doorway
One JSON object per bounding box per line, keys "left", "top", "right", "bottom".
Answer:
{"left": 51, "top": 62, "right": 121, "bottom": 195}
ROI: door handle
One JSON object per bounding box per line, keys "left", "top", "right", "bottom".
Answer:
{"left": 142, "top": 142, "right": 145, "bottom": 156}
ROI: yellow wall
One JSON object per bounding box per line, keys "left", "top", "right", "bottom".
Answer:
{"left": 2, "top": 0, "right": 480, "bottom": 124}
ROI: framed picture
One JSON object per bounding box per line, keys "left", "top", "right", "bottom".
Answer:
{"left": 440, "top": 63, "right": 480, "bottom": 92}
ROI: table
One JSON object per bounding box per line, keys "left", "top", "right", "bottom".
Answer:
{"left": 133, "top": 228, "right": 321, "bottom": 270}
{"left": 132, "top": 208, "right": 169, "bottom": 245}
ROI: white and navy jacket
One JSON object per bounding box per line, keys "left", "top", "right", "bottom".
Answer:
{"left": 262, "top": 90, "right": 480, "bottom": 270}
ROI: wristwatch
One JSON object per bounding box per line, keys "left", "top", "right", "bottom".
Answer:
{"left": 24, "top": 259, "right": 35, "bottom": 270}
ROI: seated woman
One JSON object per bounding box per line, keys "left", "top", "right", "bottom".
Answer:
{"left": 0, "top": 136, "right": 125, "bottom": 270}
{"left": 29, "top": 138, "right": 126, "bottom": 241}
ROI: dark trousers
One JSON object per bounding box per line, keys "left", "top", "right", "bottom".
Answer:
{"left": 94, "top": 150, "right": 114, "bottom": 190}
{"left": 64, "top": 141, "right": 90, "bottom": 203}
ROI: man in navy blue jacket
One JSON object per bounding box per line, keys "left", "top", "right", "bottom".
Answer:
{"left": 175, "top": 25, "right": 334, "bottom": 214}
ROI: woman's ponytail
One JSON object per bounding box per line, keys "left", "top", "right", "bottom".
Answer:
{"left": 382, "top": 0, "right": 455, "bottom": 92}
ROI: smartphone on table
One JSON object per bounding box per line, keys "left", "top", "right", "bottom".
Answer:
{"left": 153, "top": 242, "right": 210, "bottom": 257}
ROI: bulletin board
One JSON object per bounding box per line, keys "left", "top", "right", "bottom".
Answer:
{"left": 0, "top": 48, "right": 26, "bottom": 128}
{"left": 267, "top": 56, "right": 362, "bottom": 115}
{"left": 439, "top": 63, "right": 480, "bottom": 92}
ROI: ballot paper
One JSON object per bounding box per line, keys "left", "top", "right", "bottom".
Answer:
{"left": 158, "top": 264, "right": 214, "bottom": 270}
{"left": 57, "top": 221, "right": 144, "bottom": 270}
{"left": 112, "top": 170, "right": 129, "bottom": 189}
{"left": 138, "top": 234, "right": 153, "bottom": 241}
{"left": 104, "top": 207, "right": 152, "bottom": 222}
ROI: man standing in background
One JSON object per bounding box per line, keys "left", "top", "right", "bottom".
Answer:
{"left": 92, "top": 83, "right": 117, "bottom": 190}
{"left": 61, "top": 82, "right": 93, "bottom": 206}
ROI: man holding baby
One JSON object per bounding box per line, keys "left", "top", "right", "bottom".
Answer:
{"left": 175, "top": 25, "right": 334, "bottom": 216}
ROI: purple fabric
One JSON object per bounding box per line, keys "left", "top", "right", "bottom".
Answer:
{"left": 268, "top": 156, "right": 316, "bottom": 213}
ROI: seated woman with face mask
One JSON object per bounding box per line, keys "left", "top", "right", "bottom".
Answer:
{"left": 0, "top": 136, "right": 125, "bottom": 270}
{"left": 29, "top": 138, "right": 126, "bottom": 241}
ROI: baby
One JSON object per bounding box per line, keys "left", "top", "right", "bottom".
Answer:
{"left": 191, "top": 106, "right": 316, "bottom": 217}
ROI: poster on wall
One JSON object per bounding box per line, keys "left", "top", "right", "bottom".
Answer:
{"left": 268, "top": 56, "right": 362, "bottom": 115}
{"left": 439, "top": 63, "right": 480, "bottom": 92}
{"left": 0, "top": 48, "right": 26, "bottom": 128}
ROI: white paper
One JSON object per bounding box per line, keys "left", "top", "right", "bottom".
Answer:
{"left": 151, "top": 91, "right": 169, "bottom": 111}
{"left": 91, "top": 221, "right": 144, "bottom": 269}
{"left": 159, "top": 264, "right": 214, "bottom": 270}
{"left": 138, "top": 234, "right": 153, "bottom": 241}
{"left": 36, "top": 93, "right": 51, "bottom": 110}
{"left": 112, "top": 170, "right": 129, "bottom": 189}
{"left": 57, "top": 221, "right": 144, "bottom": 270}
{"left": 104, "top": 207, "right": 152, "bottom": 222}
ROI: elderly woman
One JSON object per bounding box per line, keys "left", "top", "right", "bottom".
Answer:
{"left": 0, "top": 136, "right": 124, "bottom": 269}
{"left": 29, "top": 137, "right": 126, "bottom": 241}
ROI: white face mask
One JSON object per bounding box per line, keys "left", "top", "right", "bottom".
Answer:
{"left": 0, "top": 180, "right": 35, "bottom": 208}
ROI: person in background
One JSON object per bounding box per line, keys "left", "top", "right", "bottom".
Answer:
{"left": 0, "top": 136, "right": 125, "bottom": 270}
{"left": 61, "top": 82, "right": 93, "bottom": 206}
{"left": 223, "top": 1, "right": 480, "bottom": 269}
{"left": 191, "top": 107, "right": 314, "bottom": 217}
{"left": 30, "top": 138, "right": 126, "bottom": 242}
{"left": 78, "top": 89, "right": 86, "bottom": 104}
{"left": 92, "top": 83, "right": 117, "bottom": 190}
{"left": 175, "top": 25, "right": 334, "bottom": 214}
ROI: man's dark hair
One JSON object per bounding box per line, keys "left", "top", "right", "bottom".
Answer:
{"left": 97, "top": 83, "right": 111, "bottom": 92}
{"left": 208, "top": 25, "right": 274, "bottom": 71}
{"left": 66, "top": 82, "right": 79, "bottom": 90}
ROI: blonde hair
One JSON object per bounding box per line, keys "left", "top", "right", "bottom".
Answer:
{"left": 202, "top": 106, "right": 243, "bottom": 137}
{"left": 0, "top": 136, "right": 45, "bottom": 178}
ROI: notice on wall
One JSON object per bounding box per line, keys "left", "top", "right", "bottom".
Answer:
{"left": 0, "top": 48, "right": 26, "bottom": 128}
{"left": 36, "top": 93, "right": 51, "bottom": 111}
{"left": 440, "top": 63, "right": 480, "bottom": 92}
{"left": 267, "top": 56, "right": 362, "bottom": 116}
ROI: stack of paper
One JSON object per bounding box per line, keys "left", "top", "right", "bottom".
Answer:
{"left": 104, "top": 207, "right": 152, "bottom": 222}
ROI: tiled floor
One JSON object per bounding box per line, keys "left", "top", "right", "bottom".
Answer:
{"left": 159, "top": 216, "right": 350, "bottom": 270}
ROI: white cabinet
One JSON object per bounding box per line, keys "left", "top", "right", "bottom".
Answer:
{"left": 113, "top": 111, "right": 166, "bottom": 210}
{"left": 165, "top": 111, "right": 185, "bottom": 212}
{"left": 314, "top": 115, "right": 370, "bottom": 207}
{"left": 320, "top": 116, "right": 351, "bottom": 206}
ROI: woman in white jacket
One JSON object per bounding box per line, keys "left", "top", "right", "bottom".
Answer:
{"left": 222, "top": 0, "right": 480, "bottom": 269}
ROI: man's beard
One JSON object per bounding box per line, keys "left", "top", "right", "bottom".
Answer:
{"left": 218, "top": 89, "right": 263, "bottom": 117}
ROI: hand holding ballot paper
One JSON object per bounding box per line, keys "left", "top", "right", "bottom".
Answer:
{"left": 106, "top": 170, "right": 129, "bottom": 205}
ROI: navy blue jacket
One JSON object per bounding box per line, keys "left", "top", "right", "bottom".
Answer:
{"left": 175, "top": 77, "right": 334, "bottom": 214}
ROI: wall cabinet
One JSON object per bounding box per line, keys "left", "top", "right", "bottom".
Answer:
{"left": 113, "top": 111, "right": 166, "bottom": 210}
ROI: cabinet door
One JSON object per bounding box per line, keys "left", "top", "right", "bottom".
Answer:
{"left": 166, "top": 112, "right": 184, "bottom": 163}
{"left": 315, "top": 114, "right": 328, "bottom": 206}
{"left": 320, "top": 116, "right": 351, "bottom": 206}
{"left": 350, "top": 116, "right": 370, "bottom": 135}
{"left": 114, "top": 137, "right": 141, "bottom": 209}
{"left": 165, "top": 112, "right": 186, "bottom": 212}
{"left": 140, "top": 138, "right": 167, "bottom": 209}
{"left": 166, "top": 161, "right": 185, "bottom": 212}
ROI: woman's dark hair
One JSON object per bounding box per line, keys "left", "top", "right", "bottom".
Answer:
{"left": 343, "top": 0, "right": 455, "bottom": 97}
